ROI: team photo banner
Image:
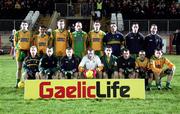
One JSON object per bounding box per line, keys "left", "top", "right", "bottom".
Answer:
{"left": 24, "top": 79, "right": 145, "bottom": 99}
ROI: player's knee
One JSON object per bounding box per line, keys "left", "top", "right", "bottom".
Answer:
{"left": 164, "top": 69, "right": 173, "bottom": 75}
{"left": 113, "top": 71, "right": 118, "bottom": 79}
{"left": 103, "top": 72, "right": 108, "bottom": 79}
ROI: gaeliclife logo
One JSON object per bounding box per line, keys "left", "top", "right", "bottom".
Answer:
{"left": 39, "top": 81, "right": 130, "bottom": 99}
{"left": 24, "top": 80, "right": 145, "bottom": 99}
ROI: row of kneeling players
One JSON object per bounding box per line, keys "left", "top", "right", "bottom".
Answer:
{"left": 22, "top": 45, "right": 175, "bottom": 91}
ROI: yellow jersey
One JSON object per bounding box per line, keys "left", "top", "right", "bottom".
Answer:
{"left": 14, "top": 30, "right": 32, "bottom": 50}
{"left": 88, "top": 30, "right": 106, "bottom": 51}
{"left": 34, "top": 34, "right": 49, "bottom": 54}
{"left": 149, "top": 56, "right": 175, "bottom": 74}
{"left": 52, "top": 29, "right": 69, "bottom": 56}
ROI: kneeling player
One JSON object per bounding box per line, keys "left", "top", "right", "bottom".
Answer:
{"left": 23, "top": 46, "right": 40, "bottom": 79}
{"left": 37, "top": 47, "right": 59, "bottom": 79}
{"left": 135, "top": 50, "right": 150, "bottom": 87}
{"left": 78, "top": 48, "right": 103, "bottom": 79}
{"left": 117, "top": 49, "right": 136, "bottom": 79}
{"left": 100, "top": 46, "right": 118, "bottom": 79}
{"left": 148, "top": 49, "right": 175, "bottom": 90}
{"left": 60, "top": 47, "right": 81, "bottom": 79}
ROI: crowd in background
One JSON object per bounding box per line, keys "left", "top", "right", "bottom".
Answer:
{"left": 0, "top": 0, "right": 54, "bottom": 19}
{"left": 0, "top": 0, "right": 179, "bottom": 19}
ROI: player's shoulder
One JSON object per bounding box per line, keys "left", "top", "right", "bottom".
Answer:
{"left": 82, "top": 31, "right": 87, "bottom": 34}
{"left": 116, "top": 31, "right": 124, "bottom": 36}
{"left": 111, "top": 55, "right": 118, "bottom": 59}
{"left": 138, "top": 32, "right": 144, "bottom": 37}
{"left": 125, "top": 32, "right": 132, "bottom": 38}
{"left": 145, "top": 34, "right": 152, "bottom": 37}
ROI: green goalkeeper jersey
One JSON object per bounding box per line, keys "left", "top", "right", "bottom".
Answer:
{"left": 70, "top": 31, "right": 87, "bottom": 57}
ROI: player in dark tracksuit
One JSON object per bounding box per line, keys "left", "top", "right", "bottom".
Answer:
{"left": 100, "top": 46, "right": 118, "bottom": 79}
{"left": 125, "top": 23, "right": 144, "bottom": 58}
{"left": 23, "top": 46, "right": 40, "bottom": 79}
{"left": 144, "top": 24, "right": 163, "bottom": 58}
{"left": 117, "top": 49, "right": 136, "bottom": 79}
{"left": 60, "top": 48, "right": 81, "bottom": 79}
{"left": 38, "top": 47, "right": 59, "bottom": 79}
{"left": 103, "top": 23, "right": 124, "bottom": 57}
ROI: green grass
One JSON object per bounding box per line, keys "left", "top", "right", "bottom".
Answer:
{"left": 0, "top": 55, "right": 180, "bottom": 114}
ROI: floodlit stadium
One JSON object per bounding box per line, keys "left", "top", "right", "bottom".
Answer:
{"left": 0, "top": 0, "right": 180, "bottom": 114}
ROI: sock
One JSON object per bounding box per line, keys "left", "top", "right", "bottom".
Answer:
{"left": 16, "top": 79, "right": 20, "bottom": 85}
{"left": 166, "top": 81, "right": 171, "bottom": 86}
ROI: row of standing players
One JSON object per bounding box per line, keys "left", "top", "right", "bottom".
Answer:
{"left": 14, "top": 19, "right": 175, "bottom": 90}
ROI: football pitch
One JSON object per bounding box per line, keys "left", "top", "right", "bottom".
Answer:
{"left": 0, "top": 55, "right": 180, "bottom": 114}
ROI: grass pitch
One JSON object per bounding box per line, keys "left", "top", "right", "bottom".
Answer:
{"left": 0, "top": 55, "right": 180, "bottom": 114}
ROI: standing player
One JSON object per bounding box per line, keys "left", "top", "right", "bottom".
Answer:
{"left": 144, "top": 24, "right": 163, "bottom": 58}
{"left": 78, "top": 48, "right": 103, "bottom": 79}
{"left": 51, "top": 19, "right": 70, "bottom": 58}
{"left": 117, "top": 49, "right": 136, "bottom": 79}
{"left": 38, "top": 47, "right": 59, "bottom": 79}
{"left": 60, "top": 47, "right": 81, "bottom": 79}
{"left": 100, "top": 46, "right": 118, "bottom": 79}
{"left": 14, "top": 21, "right": 33, "bottom": 87}
{"left": 103, "top": 23, "right": 124, "bottom": 57}
{"left": 70, "top": 21, "right": 88, "bottom": 58}
{"left": 125, "top": 23, "right": 144, "bottom": 59}
{"left": 23, "top": 46, "right": 40, "bottom": 80}
{"left": 148, "top": 49, "right": 175, "bottom": 90}
{"left": 34, "top": 25, "right": 50, "bottom": 57}
{"left": 88, "top": 20, "right": 106, "bottom": 56}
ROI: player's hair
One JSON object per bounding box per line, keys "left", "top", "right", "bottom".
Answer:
{"left": 66, "top": 47, "right": 73, "bottom": 50}
{"left": 39, "top": 25, "right": 47, "bottom": 28}
{"left": 58, "top": 19, "right": 65, "bottom": 23}
{"left": 94, "top": 20, "right": 100, "bottom": 24}
{"left": 122, "top": 48, "right": 129, "bottom": 53}
{"left": 104, "top": 45, "right": 112, "bottom": 49}
{"left": 132, "top": 22, "right": 139, "bottom": 26}
{"left": 139, "top": 50, "right": 145, "bottom": 53}
{"left": 87, "top": 47, "right": 94, "bottom": 51}
{"left": 30, "top": 46, "right": 37, "bottom": 49}
{"left": 21, "top": 20, "right": 28, "bottom": 24}
{"left": 47, "top": 46, "right": 54, "bottom": 50}
{"left": 151, "top": 24, "right": 157, "bottom": 27}
{"left": 75, "top": 21, "right": 82, "bottom": 25}
{"left": 110, "top": 23, "right": 116, "bottom": 26}
{"left": 154, "top": 48, "right": 162, "bottom": 52}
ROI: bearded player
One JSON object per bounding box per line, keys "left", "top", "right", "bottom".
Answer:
{"left": 100, "top": 46, "right": 118, "bottom": 79}
{"left": 14, "top": 21, "right": 33, "bottom": 87}
{"left": 78, "top": 48, "right": 103, "bottom": 79}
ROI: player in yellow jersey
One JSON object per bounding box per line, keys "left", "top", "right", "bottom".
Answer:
{"left": 14, "top": 21, "right": 33, "bottom": 88}
{"left": 34, "top": 25, "right": 50, "bottom": 57}
{"left": 51, "top": 19, "right": 70, "bottom": 58}
{"left": 135, "top": 50, "right": 150, "bottom": 87}
{"left": 88, "top": 21, "right": 106, "bottom": 56}
{"left": 148, "top": 49, "right": 176, "bottom": 90}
